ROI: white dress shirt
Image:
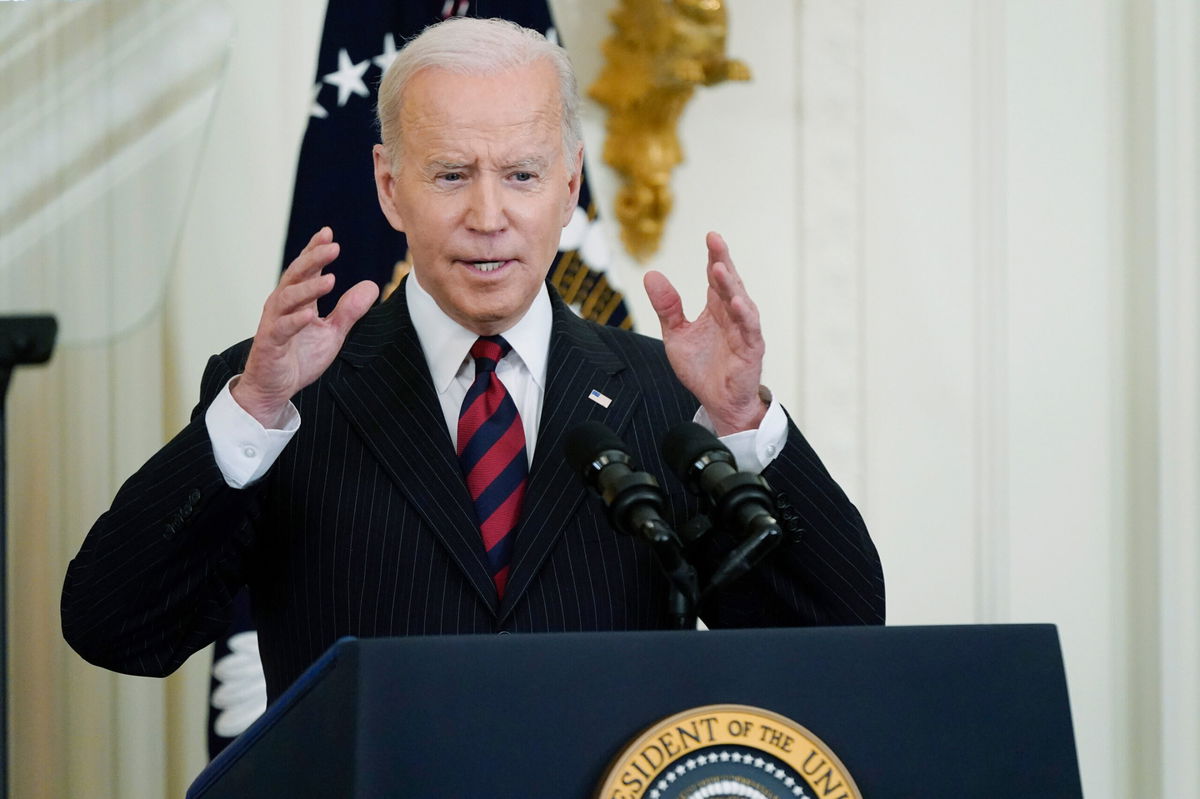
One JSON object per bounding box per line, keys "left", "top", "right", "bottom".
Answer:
{"left": 206, "top": 274, "right": 787, "bottom": 488}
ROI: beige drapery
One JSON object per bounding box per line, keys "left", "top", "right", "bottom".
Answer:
{"left": 3, "top": 1, "right": 322, "bottom": 795}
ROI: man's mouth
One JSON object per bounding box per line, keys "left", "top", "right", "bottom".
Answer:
{"left": 463, "top": 259, "right": 510, "bottom": 273}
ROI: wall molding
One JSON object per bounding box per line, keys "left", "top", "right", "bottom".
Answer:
{"left": 1154, "top": 0, "right": 1200, "bottom": 792}
{"left": 970, "top": 0, "right": 1010, "bottom": 624}
{"left": 797, "top": 0, "right": 867, "bottom": 503}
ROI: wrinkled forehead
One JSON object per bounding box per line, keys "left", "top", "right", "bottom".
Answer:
{"left": 396, "top": 63, "right": 564, "bottom": 157}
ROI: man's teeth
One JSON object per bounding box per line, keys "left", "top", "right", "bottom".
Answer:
{"left": 472, "top": 261, "right": 504, "bottom": 272}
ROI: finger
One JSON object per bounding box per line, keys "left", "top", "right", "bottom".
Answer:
{"left": 709, "top": 260, "right": 744, "bottom": 300}
{"left": 281, "top": 239, "right": 340, "bottom": 287}
{"left": 274, "top": 272, "right": 336, "bottom": 316}
{"left": 303, "top": 226, "right": 333, "bottom": 254}
{"left": 707, "top": 262, "right": 763, "bottom": 350}
{"left": 643, "top": 270, "right": 687, "bottom": 332}
{"left": 270, "top": 305, "right": 318, "bottom": 343}
{"left": 704, "top": 283, "right": 731, "bottom": 328}
{"left": 327, "top": 280, "right": 381, "bottom": 338}
{"left": 727, "top": 294, "right": 764, "bottom": 351}
{"left": 706, "top": 231, "right": 741, "bottom": 283}
{"left": 286, "top": 227, "right": 334, "bottom": 276}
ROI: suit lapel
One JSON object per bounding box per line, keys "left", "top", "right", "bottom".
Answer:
{"left": 498, "top": 294, "right": 640, "bottom": 622}
{"left": 328, "top": 283, "right": 500, "bottom": 612}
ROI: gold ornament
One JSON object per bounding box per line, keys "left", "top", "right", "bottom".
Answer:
{"left": 382, "top": 253, "right": 413, "bottom": 301}
{"left": 589, "top": 0, "right": 750, "bottom": 261}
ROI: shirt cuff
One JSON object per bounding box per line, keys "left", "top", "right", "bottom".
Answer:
{"left": 694, "top": 387, "right": 787, "bottom": 473}
{"left": 205, "top": 376, "right": 300, "bottom": 489}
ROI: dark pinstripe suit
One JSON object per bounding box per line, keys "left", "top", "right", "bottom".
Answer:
{"left": 62, "top": 280, "right": 884, "bottom": 701}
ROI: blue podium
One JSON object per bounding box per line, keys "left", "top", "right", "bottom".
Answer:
{"left": 187, "top": 625, "right": 1082, "bottom": 798}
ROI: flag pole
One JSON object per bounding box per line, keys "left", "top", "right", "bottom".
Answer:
{"left": 0, "top": 315, "right": 57, "bottom": 799}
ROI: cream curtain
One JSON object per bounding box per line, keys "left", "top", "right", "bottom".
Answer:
{"left": 3, "top": 1, "right": 324, "bottom": 796}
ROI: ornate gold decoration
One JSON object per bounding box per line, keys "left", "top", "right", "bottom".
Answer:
{"left": 552, "top": 204, "right": 634, "bottom": 330}
{"left": 382, "top": 253, "right": 413, "bottom": 301}
{"left": 589, "top": 0, "right": 750, "bottom": 261}
{"left": 594, "top": 704, "right": 863, "bottom": 799}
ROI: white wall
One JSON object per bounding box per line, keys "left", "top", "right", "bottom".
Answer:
{"left": 788, "top": 2, "right": 1198, "bottom": 797}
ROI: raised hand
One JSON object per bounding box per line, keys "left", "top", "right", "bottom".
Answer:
{"left": 644, "top": 231, "right": 767, "bottom": 436}
{"left": 231, "top": 227, "right": 379, "bottom": 427}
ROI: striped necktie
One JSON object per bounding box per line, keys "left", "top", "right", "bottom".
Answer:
{"left": 457, "top": 335, "right": 528, "bottom": 598}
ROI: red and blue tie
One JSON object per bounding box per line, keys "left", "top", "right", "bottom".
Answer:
{"left": 457, "top": 336, "right": 527, "bottom": 598}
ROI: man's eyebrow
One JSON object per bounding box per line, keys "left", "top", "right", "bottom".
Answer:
{"left": 427, "top": 159, "right": 471, "bottom": 171}
{"left": 505, "top": 157, "right": 548, "bottom": 171}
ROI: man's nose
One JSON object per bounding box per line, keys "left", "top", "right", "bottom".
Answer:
{"left": 465, "top": 177, "right": 507, "bottom": 233}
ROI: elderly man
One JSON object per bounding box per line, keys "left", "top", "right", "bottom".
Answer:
{"left": 63, "top": 18, "right": 883, "bottom": 702}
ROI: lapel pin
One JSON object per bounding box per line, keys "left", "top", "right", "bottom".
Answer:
{"left": 588, "top": 389, "right": 612, "bottom": 408}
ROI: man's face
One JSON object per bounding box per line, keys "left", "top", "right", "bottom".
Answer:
{"left": 373, "top": 60, "right": 582, "bottom": 335}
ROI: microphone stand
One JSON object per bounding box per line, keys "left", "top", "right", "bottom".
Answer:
{"left": 0, "top": 316, "right": 57, "bottom": 799}
{"left": 606, "top": 481, "right": 699, "bottom": 629}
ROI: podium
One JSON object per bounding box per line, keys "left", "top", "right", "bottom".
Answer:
{"left": 187, "top": 625, "right": 1082, "bottom": 798}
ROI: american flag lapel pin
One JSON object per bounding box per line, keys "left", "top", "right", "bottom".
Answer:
{"left": 588, "top": 389, "right": 613, "bottom": 408}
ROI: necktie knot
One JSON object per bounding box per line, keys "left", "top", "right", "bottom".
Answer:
{"left": 470, "top": 335, "right": 511, "bottom": 376}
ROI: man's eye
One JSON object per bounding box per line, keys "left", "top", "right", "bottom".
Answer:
{"left": 512, "top": 171, "right": 534, "bottom": 182}
{"left": 441, "top": 173, "right": 463, "bottom": 182}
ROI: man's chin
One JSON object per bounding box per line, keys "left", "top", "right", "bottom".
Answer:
{"left": 455, "top": 299, "right": 533, "bottom": 336}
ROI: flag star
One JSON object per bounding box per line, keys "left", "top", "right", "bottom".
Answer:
{"left": 784, "top": 776, "right": 795, "bottom": 787}
{"left": 754, "top": 757, "right": 765, "bottom": 768}
{"left": 373, "top": 33, "right": 399, "bottom": 73}
{"left": 324, "top": 48, "right": 370, "bottom": 107}
{"left": 310, "top": 82, "right": 328, "bottom": 119}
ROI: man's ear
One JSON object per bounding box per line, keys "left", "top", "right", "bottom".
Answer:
{"left": 373, "top": 144, "right": 405, "bottom": 232}
{"left": 561, "top": 143, "right": 584, "bottom": 227}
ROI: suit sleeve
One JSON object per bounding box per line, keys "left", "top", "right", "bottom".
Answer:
{"left": 61, "top": 346, "right": 266, "bottom": 677}
{"left": 695, "top": 411, "right": 886, "bottom": 629}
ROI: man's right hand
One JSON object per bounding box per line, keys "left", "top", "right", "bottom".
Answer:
{"left": 231, "top": 227, "right": 380, "bottom": 428}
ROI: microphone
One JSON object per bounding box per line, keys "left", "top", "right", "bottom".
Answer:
{"left": 564, "top": 421, "right": 674, "bottom": 543}
{"left": 565, "top": 421, "right": 699, "bottom": 614}
{"left": 662, "top": 422, "right": 783, "bottom": 589}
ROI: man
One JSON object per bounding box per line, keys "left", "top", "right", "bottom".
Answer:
{"left": 63, "top": 18, "right": 883, "bottom": 702}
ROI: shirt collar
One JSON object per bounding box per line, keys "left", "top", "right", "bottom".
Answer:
{"left": 405, "top": 271, "right": 552, "bottom": 394}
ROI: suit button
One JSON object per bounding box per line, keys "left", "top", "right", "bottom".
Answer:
{"left": 188, "top": 489, "right": 201, "bottom": 504}
{"left": 163, "top": 521, "right": 178, "bottom": 539}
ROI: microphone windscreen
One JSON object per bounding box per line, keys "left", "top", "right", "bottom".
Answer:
{"left": 564, "top": 421, "right": 627, "bottom": 475}
{"left": 662, "top": 422, "right": 729, "bottom": 478}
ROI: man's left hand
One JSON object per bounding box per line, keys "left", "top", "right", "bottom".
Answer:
{"left": 644, "top": 231, "right": 768, "bottom": 437}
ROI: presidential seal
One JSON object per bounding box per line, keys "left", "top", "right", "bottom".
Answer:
{"left": 595, "top": 704, "right": 861, "bottom": 799}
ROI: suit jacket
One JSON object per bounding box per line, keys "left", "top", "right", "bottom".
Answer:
{"left": 62, "top": 281, "right": 884, "bottom": 701}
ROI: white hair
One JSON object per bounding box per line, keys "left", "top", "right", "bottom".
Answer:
{"left": 376, "top": 17, "right": 582, "bottom": 169}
